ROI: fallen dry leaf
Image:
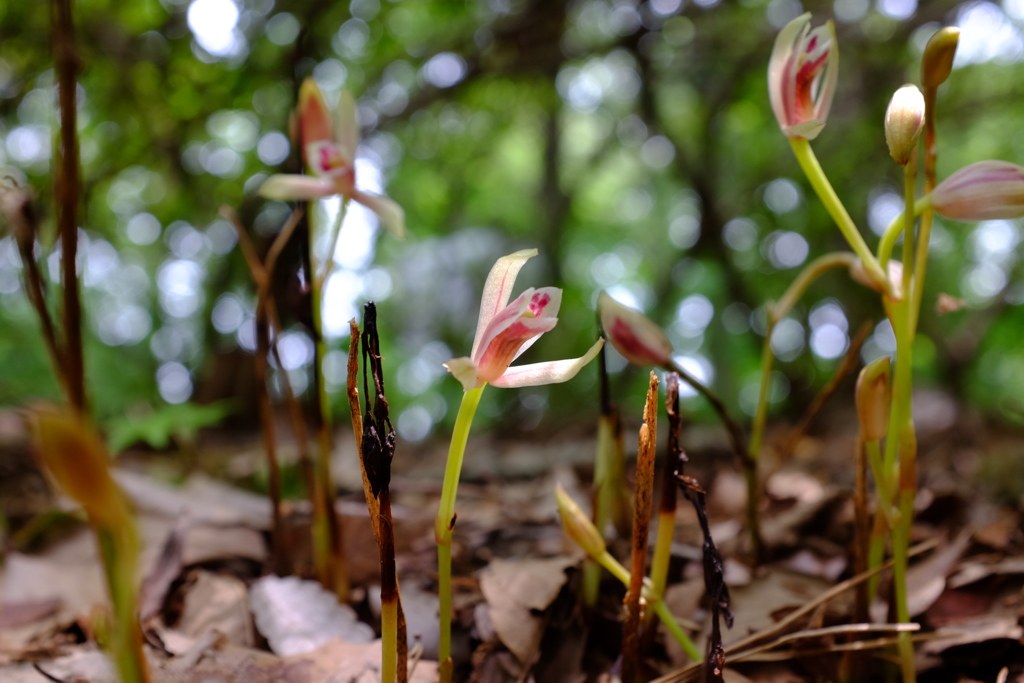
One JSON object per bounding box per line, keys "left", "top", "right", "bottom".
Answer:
{"left": 478, "top": 555, "right": 576, "bottom": 664}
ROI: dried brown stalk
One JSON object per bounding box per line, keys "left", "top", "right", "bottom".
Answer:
{"left": 622, "top": 371, "right": 659, "bottom": 683}
{"left": 52, "top": 0, "right": 85, "bottom": 413}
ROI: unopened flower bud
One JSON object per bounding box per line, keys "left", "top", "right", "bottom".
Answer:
{"left": 922, "top": 27, "right": 960, "bottom": 90}
{"left": 29, "top": 405, "right": 131, "bottom": 527}
{"left": 855, "top": 357, "right": 891, "bottom": 442}
{"left": 884, "top": 85, "right": 925, "bottom": 166}
{"left": 598, "top": 292, "right": 673, "bottom": 368}
{"left": 555, "top": 484, "right": 606, "bottom": 560}
{"left": 931, "top": 161, "right": 1024, "bottom": 221}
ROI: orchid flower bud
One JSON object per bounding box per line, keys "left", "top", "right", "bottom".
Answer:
{"left": 555, "top": 484, "right": 606, "bottom": 560}
{"left": 884, "top": 85, "right": 925, "bottom": 167}
{"left": 855, "top": 357, "right": 891, "bottom": 442}
{"left": 768, "top": 13, "right": 839, "bottom": 140}
{"left": 597, "top": 292, "right": 673, "bottom": 368}
{"left": 930, "top": 161, "right": 1024, "bottom": 221}
{"left": 922, "top": 27, "right": 960, "bottom": 90}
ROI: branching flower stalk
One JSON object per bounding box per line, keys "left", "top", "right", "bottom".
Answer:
{"left": 555, "top": 484, "right": 701, "bottom": 662}
{"left": 30, "top": 407, "right": 150, "bottom": 683}
{"left": 436, "top": 249, "right": 603, "bottom": 681}
{"left": 223, "top": 206, "right": 307, "bottom": 575}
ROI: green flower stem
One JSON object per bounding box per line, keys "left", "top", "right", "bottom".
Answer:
{"left": 789, "top": 137, "right": 890, "bottom": 295}
{"left": 864, "top": 438, "right": 895, "bottom": 602}
{"left": 97, "top": 524, "right": 149, "bottom": 683}
{"left": 436, "top": 385, "right": 485, "bottom": 681}
{"left": 877, "top": 197, "right": 931, "bottom": 270}
{"left": 596, "top": 550, "right": 701, "bottom": 662}
{"left": 648, "top": 509, "right": 676, "bottom": 611}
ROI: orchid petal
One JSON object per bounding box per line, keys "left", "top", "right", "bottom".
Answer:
{"left": 508, "top": 287, "right": 562, "bottom": 361}
{"left": 491, "top": 338, "right": 604, "bottom": 389}
{"left": 768, "top": 13, "right": 837, "bottom": 141}
{"left": 442, "top": 357, "right": 482, "bottom": 392}
{"left": 471, "top": 249, "right": 538, "bottom": 359}
{"left": 298, "top": 79, "right": 333, "bottom": 158}
{"left": 334, "top": 89, "right": 360, "bottom": 163}
{"left": 351, "top": 188, "right": 406, "bottom": 239}
{"left": 259, "top": 174, "right": 337, "bottom": 201}
{"left": 768, "top": 13, "right": 809, "bottom": 137}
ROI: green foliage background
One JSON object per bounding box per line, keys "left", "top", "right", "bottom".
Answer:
{"left": 1, "top": 0, "right": 1023, "bottom": 443}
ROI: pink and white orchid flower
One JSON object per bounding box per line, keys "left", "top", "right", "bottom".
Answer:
{"left": 443, "top": 249, "right": 604, "bottom": 391}
{"left": 259, "top": 78, "right": 406, "bottom": 238}
{"left": 768, "top": 13, "right": 839, "bottom": 141}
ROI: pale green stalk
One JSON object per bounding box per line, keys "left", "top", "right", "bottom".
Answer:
{"left": 97, "top": 524, "right": 149, "bottom": 683}
{"left": 436, "top": 385, "right": 485, "bottom": 683}
{"left": 648, "top": 510, "right": 676, "bottom": 609}
{"left": 789, "top": 138, "right": 890, "bottom": 295}
{"left": 877, "top": 196, "right": 932, "bottom": 269}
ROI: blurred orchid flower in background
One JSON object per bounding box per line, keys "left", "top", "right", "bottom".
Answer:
{"left": 930, "top": 161, "right": 1024, "bottom": 221}
{"left": 597, "top": 291, "right": 672, "bottom": 367}
{"left": 259, "top": 78, "right": 405, "bottom": 238}
{"left": 444, "top": 249, "right": 603, "bottom": 391}
{"left": 768, "top": 13, "right": 838, "bottom": 140}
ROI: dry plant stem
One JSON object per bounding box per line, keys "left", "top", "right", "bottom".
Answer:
{"left": 7, "top": 195, "right": 72, "bottom": 402}
{"left": 52, "top": 0, "right": 85, "bottom": 414}
{"left": 662, "top": 358, "right": 750, "bottom": 470}
{"left": 436, "top": 385, "right": 485, "bottom": 683}
{"left": 777, "top": 319, "right": 872, "bottom": 462}
{"left": 254, "top": 301, "right": 287, "bottom": 573}
{"left": 647, "top": 373, "right": 682, "bottom": 628}
{"left": 622, "top": 372, "right": 659, "bottom": 683}
{"left": 222, "top": 206, "right": 308, "bottom": 574}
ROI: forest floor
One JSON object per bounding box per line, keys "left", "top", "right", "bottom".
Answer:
{"left": 1, "top": 388, "right": 1023, "bottom": 683}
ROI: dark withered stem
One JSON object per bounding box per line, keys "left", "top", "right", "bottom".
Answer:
{"left": 222, "top": 206, "right": 310, "bottom": 574}
{"left": 52, "top": 0, "right": 85, "bottom": 413}
{"left": 663, "top": 358, "right": 750, "bottom": 472}
{"left": 661, "top": 374, "right": 683, "bottom": 516}
{"left": 676, "top": 462, "right": 732, "bottom": 683}
{"left": 355, "top": 304, "right": 408, "bottom": 682}
{"left": 597, "top": 313, "right": 613, "bottom": 418}
{"left": 622, "top": 372, "right": 659, "bottom": 683}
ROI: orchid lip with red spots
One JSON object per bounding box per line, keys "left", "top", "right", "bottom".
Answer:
{"left": 444, "top": 249, "right": 604, "bottom": 391}
{"left": 768, "top": 13, "right": 838, "bottom": 141}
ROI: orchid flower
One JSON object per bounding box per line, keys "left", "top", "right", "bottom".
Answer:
{"left": 443, "top": 248, "right": 604, "bottom": 391}
{"left": 929, "top": 160, "right": 1024, "bottom": 221}
{"left": 259, "top": 78, "right": 405, "bottom": 238}
{"left": 597, "top": 291, "right": 673, "bottom": 367}
{"left": 768, "top": 13, "right": 839, "bottom": 141}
